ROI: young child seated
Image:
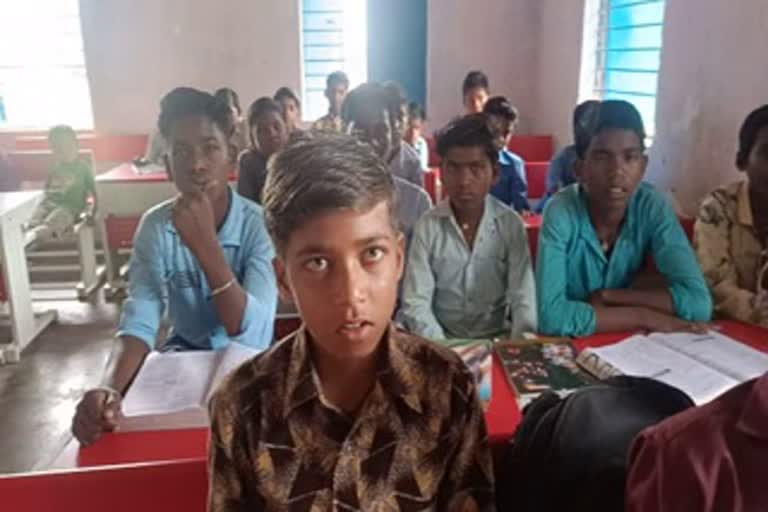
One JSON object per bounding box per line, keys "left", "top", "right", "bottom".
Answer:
{"left": 71, "top": 87, "right": 277, "bottom": 446}
{"left": 405, "top": 101, "right": 429, "bottom": 170}
{"left": 342, "top": 82, "right": 432, "bottom": 242}
{"left": 26, "top": 125, "right": 95, "bottom": 242}
{"left": 400, "top": 114, "right": 537, "bottom": 341}
{"left": 237, "top": 97, "right": 289, "bottom": 204}
{"left": 208, "top": 133, "right": 494, "bottom": 510}
{"left": 462, "top": 70, "right": 490, "bottom": 116}
{"left": 536, "top": 100, "right": 712, "bottom": 336}
{"left": 311, "top": 70, "right": 349, "bottom": 133}
{"left": 694, "top": 105, "right": 768, "bottom": 327}
{"left": 537, "top": 100, "right": 600, "bottom": 213}
{"left": 483, "top": 96, "right": 530, "bottom": 215}
{"left": 214, "top": 87, "right": 249, "bottom": 153}
{"left": 274, "top": 86, "right": 302, "bottom": 135}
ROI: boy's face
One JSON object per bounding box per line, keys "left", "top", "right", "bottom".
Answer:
{"left": 576, "top": 128, "right": 647, "bottom": 211}
{"left": 441, "top": 145, "right": 499, "bottom": 212}
{"left": 487, "top": 114, "right": 515, "bottom": 151}
{"left": 745, "top": 126, "right": 768, "bottom": 195}
{"left": 274, "top": 201, "right": 404, "bottom": 360}
{"left": 348, "top": 107, "right": 395, "bottom": 161}
{"left": 279, "top": 98, "right": 300, "bottom": 130}
{"left": 253, "top": 111, "right": 288, "bottom": 158}
{"left": 463, "top": 87, "right": 489, "bottom": 115}
{"left": 326, "top": 83, "right": 348, "bottom": 115}
{"left": 165, "top": 115, "right": 233, "bottom": 203}
{"left": 50, "top": 136, "right": 79, "bottom": 164}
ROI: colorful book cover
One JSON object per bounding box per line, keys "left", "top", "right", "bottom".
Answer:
{"left": 443, "top": 339, "right": 493, "bottom": 403}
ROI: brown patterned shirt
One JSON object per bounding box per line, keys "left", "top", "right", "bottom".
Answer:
{"left": 208, "top": 325, "right": 495, "bottom": 511}
{"left": 694, "top": 180, "right": 767, "bottom": 326}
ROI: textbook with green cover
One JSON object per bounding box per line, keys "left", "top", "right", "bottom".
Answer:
{"left": 495, "top": 340, "right": 593, "bottom": 408}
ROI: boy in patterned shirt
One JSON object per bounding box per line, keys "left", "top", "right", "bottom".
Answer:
{"left": 208, "top": 133, "right": 495, "bottom": 511}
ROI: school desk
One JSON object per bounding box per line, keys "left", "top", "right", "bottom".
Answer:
{"left": 0, "top": 191, "right": 57, "bottom": 365}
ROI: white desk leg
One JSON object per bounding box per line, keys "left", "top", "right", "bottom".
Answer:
{"left": 75, "top": 220, "right": 104, "bottom": 300}
{"left": 0, "top": 217, "right": 57, "bottom": 362}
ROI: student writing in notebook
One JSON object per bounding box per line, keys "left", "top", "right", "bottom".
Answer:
{"left": 400, "top": 114, "right": 537, "bottom": 341}
{"left": 71, "top": 88, "right": 277, "bottom": 446}
{"left": 208, "top": 134, "right": 494, "bottom": 511}
{"left": 536, "top": 100, "right": 712, "bottom": 336}
{"left": 694, "top": 105, "right": 768, "bottom": 327}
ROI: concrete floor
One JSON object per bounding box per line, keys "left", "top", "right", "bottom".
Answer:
{"left": 0, "top": 293, "right": 120, "bottom": 474}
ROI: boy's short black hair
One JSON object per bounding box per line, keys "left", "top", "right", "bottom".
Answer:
{"left": 462, "top": 70, "right": 489, "bottom": 96}
{"left": 737, "top": 105, "right": 768, "bottom": 169}
{"left": 214, "top": 87, "right": 242, "bottom": 115}
{"left": 47, "top": 125, "right": 78, "bottom": 146}
{"left": 341, "top": 82, "right": 400, "bottom": 126}
{"left": 326, "top": 71, "right": 350, "bottom": 90}
{"left": 263, "top": 133, "right": 398, "bottom": 254}
{"left": 408, "top": 102, "right": 425, "bottom": 121}
{"left": 157, "top": 87, "right": 234, "bottom": 140}
{"left": 436, "top": 113, "right": 498, "bottom": 166}
{"left": 575, "top": 100, "right": 646, "bottom": 159}
{"left": 483, "top": 96, "right": 518, "bottom": 123}
{"left": 247, "top": 97, "right": 282, "bottom": 127}
{"left": 274, "top": 87, "right": 301, "bottom": 108}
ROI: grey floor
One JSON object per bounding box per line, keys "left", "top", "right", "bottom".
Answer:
{"left": 0, "top": 292, "right": 120, "bottom": 474}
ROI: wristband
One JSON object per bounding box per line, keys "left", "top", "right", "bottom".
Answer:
{"left": 211, "top": 278, "right": 236, "bottom": 297}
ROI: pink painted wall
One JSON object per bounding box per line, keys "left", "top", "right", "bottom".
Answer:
{"left": 426, "top": 0, "right": 540, "bottom": 133}
{"left": 647, "top": 0, "right": 768, "bottom": 213}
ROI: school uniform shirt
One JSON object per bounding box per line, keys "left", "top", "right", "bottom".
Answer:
{"left": 236, "top": 149, "right": 268, "bottom": 204}
{"left": 694, "top": 180, "right": 767, "bottom": 326}
{"left": 536, "top": 144, "right": 579, "bottom": 213}
{"left": 490, "top": 149, "right": 530, "bottom": 213}
{"left": 626, "top": 372, "right": 768, "bottom": 512}
{"left": 311, "top": 112, "right": 343, "bottom": 133}
{"left": 208, "top": 325, "right": 495, "bottom": 511}
{"left": 389, "top": 143, "right": 424, "bottom": 188}
{"left": 536, "top": 183, "right": 712, "bottom": 337}
{"left": 117, "top": 189, "right": 277, "bottom": 351}
{"left": 400, "top": 195, "right": 537, "bottom": 341}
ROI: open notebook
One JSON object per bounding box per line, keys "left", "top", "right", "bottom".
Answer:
{"left": 120, "top": 343, "right": 262, "bottom": 431}
{"left": 577, "top": 331, "right": 768, "bottom": 405}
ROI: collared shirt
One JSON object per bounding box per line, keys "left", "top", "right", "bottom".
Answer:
{"left": 311, "top": 112, "right": 343, "bottom": 133}
{"left": 236, "top": 149, "right": 267, "bottom": 204}
{"left": 389, "top": 143, "right": 424, "bottom": 188}
{"left": 393, "top": 175, "right": 432, "bottom": 244}
{"left": 626, "top": 372, "right": 768, "bottom": 512}
{"left": 536, "top": 183, "right": 712, "bottom": 336}
{"left": 208, "top": 325, "right": 495, "bottom": 511}
{"left": 490, "top": 149, "right": 530, "bottom": 213}
{"left": 401, "top": 195, "right": 537, "bottom": 340}
{"left": 117, "top": 190, "right": 277, "bottom": 351}
{"left": 694, "top": 180, "right": 766, "bottom": 326}
{"left": 536, "top": 144, "right": 579, "bottom": 213}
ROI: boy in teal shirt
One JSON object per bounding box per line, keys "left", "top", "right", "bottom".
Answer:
{"left": 536, "top": 100, "right": 712, "bottom": 336}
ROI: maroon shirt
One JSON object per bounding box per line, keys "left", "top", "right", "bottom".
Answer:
{"left": 626, "top": 372, "right": 768, "bottom": 512}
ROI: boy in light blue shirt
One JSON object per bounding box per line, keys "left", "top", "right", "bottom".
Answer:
{"left": 71, "top": 87, "right": 277, "bottom": 446}
{"left": 401, "top": 114, "right": 537, "bottom": 340}
{"left": 536, "top": 100, "right": 711, "bottom": 337}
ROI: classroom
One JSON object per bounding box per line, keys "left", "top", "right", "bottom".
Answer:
{"left": 1, "top": 0, "right": 767, "bottom": 511}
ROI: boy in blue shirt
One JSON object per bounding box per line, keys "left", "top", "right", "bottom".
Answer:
{"left": 536, "top": 100, "right": 711, "bottom": 336}
{"left": 484, "top": 96, "right": 530, "bottom": 215}
{"left": 536, "top": 99, "right": 600, "bottom": 212}
{"left": 72, "top": 87, "right": 277, "bottom": 445}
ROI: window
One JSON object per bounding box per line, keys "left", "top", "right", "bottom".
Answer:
{"left": 593, "top": 0, "right": 666, "bottom": 137}
{"left": 300, "top": 0, "right": 367, "bottom": 122}
{"left": 0, "top": 0, "right": 93, "bottom": 130}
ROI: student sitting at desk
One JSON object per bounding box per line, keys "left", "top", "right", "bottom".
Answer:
{"left": 695, "top": 105, "right": 768, "bottom": 327}
{"left": 484, "top": 96, "right": 530, "bottom": 215}
{"left": 311, "top": 70, "right": 349, "bottom": 133}
{"left": 237, "top": 97, "right": 289, "bottom": 204}
{"left": 72, "top": 87, "right": 277, "bottom": 446}
{"left": 26, "top": 125, "right": 96, "bottom": 243}
{"left": 208, "top": 133, "right": 494, "bottom": 511}
{"left": 536, "top": 100, "right": 712, "bottom": 337}
{"left": 274, "top": 86, "right": 302, "bottom": 136}
{"left": 400, "top": 114, "right": 537, "bottom": 341}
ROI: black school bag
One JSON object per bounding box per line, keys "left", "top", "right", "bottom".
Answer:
{"left": 496, "top": 376, "right": 694, "bottom": 512}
